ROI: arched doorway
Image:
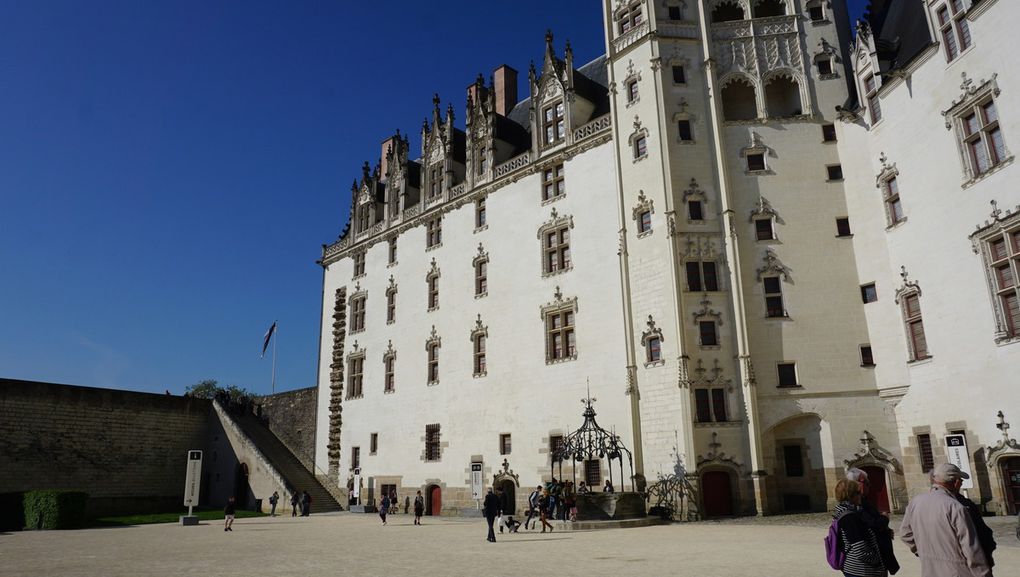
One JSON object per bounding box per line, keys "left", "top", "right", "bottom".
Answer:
{"left": 426, "top": 484, "right": 442, "bottom": 516}
{"left": 701, "top": 470, "right": 734, "bottom": 517}
{"left": 862, "top": 466, "right": 890, "bottom": 513}
{"left": 1003, "top": 457, "right": 1020, "bottom": 514}
{"left": 497, "top": 480, "right": 516, "bottom": 515}
{"left": 233, "top": 462, "right": 251, "bottom": 509}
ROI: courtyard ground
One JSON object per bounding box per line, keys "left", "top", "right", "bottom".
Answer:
{"left": 2, "top": 511, "right": 1016, "bottom": 577}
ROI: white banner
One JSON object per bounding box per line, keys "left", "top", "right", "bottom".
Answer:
{"left": 944, "top": 434, "right": 974, "bottom": 489}
{"left": 353, "top": 469, "right": 361, "bottom": 499}
{"left": 183, "top": 450, "right": 203, "bottom": 507}
{"left": 470, "top": 462, "right": 484, "bottom": 500}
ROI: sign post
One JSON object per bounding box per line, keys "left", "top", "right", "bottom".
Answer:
{"left": 470, "top": 461, "right": 484, "bottom": 507}
{"left": 353, "top": 468, "right": 362, "bottom": 506}
{"left": 944, "top": 434, "right": 974, "bottom": 490}
{"left": 180, "top": 450, "right": 202, "bottom": 526}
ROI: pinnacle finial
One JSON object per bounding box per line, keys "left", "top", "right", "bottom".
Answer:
{"left": 545, "top": 29, "right": 553, "bottom": 45}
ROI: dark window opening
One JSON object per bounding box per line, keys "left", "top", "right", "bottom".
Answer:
{"left": 777, "top": 362, "right": 798, "bottom": 387}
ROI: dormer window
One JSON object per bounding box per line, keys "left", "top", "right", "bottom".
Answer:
{"left": 863, "top": 73, "right": 881, "bottom": 124}
{"left": 618, "top": 2, "right": 644, "bottom": 33}
{"left": 543, "top": 102, "right": 565, "bottom": 145}
{"left": 429, "top": 166, "right": 442, "bottom": 199}
{"left": 937, "top": 0, "right": 971, "bottom": 62}
{"left": 476, "top": 146, "right": 487, "bottom": 175}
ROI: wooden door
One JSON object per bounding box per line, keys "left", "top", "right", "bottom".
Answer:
{"left": 863, "top": 466, "right": 890, "bottom": 513}
{"left": 701, "top": 471, "right": 733, "bottom": 517}
{"left": 428, "top": 485, "right": 442, "bottom": 516}
{"left": 1004, "top": 458, "right": 1020, "bottom": 514}
{"left": 498, "top": 481, "right": 516, "bottom": 515}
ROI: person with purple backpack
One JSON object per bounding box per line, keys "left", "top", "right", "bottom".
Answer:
{"left": 828, "top": 479, "right": 887, "bottom": 577}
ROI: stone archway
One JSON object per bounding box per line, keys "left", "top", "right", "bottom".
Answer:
{"left": 844, "top": 430, "right": 907, "bottom": 514}
{"left": 985, "top": 411, "right": 1020, "bottom": 514}
{"left": 492, "top": 458, "right": 520, "bottom": 515}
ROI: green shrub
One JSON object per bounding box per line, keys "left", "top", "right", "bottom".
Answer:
{"left": 0, "top": 492, "right": 25, "bottom": 531}
{"left": 23, "top": 490, "right": 88, "bottom": 530}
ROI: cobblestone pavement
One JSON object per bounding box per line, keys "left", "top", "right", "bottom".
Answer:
{"left": 2, "top": 512, "right": 1017, "bottom": 577}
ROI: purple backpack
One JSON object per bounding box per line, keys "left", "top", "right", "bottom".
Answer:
{"left": 824, "top": 510, "right": 852, "bottom": 570}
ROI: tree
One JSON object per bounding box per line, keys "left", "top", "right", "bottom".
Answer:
{"left": 185, "top": 380, "right": 254, "bottom": 401}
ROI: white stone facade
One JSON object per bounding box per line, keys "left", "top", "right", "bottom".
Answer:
{"left": 314, "top": 0, "right": 1020, "bottom": 517}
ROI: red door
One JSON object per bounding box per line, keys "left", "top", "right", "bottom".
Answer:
{"left": 701, "top": 471, "right": 733, "bottom": 517}
{"left": 428, "top": 485, "right": 442, "bottom": 516}
{"left": 863, "top": 466, "right": 890, "bottom": 513}
{"left": 1004, "top": 458, "right": 1020, "bottom": 515}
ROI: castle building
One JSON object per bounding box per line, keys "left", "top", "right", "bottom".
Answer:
{"left": 314, "top": 0, "right": 1020, "bottom": 517}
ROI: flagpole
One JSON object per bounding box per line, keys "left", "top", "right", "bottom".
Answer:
{"left": 271, "top": 321, "right": 278, "bottom": 394}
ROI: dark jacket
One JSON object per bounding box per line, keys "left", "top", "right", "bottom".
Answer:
{"left": 859, "top": 496, "right": 900, "bottom": 574}
{"left": 956, "top": 493, "right": 996, "bottom": 567}
{"left": 483, "top": 492, "right": 501, "bottom": 517}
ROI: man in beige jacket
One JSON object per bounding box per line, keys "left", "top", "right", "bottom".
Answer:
{"left": 900, "top": 463, "right": 992, "bottom": 577}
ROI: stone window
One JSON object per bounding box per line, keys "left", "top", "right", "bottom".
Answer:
{"left": 917, "top": 433, "right": 935, "bottom": 472}
{"left": 542, "top": 164, "right": 565, "bottom": 202}
{"left": 711, "top": 0, "right": 745, "bottom": 22}
{"left": 425, "top": 424, "right": 441, "bottom": 461}
{"left": 471, "top": 315, "right": 488, "bottom": 377}
{"left": 822, "top": 123, "right": 837, "bottom": 142}
{"left": 351, "top": 446, "right": 360, "bottom": 470}
{"left": 901, "top": 293, "right": 929, "bottom": 361}
{"left": 763, "top": 276, "right": 786, "bottom": 318}
{"left": 543, "top": 101, "right": 565, "bottom": 145}
{"left": 347, "top": 354, "right": 364, "bottom": 399}
{"left": 427, "top": 275, "right": 439, "bottom": 311}
{"left": 688, "top": 200, "right": 704, "bottom": 221}
{"left": 386, "top": 286, "right": 396, "bottom": 324}
{"left": 546, "top": 308, "right": 576, "bottom": 362}
{"left": 584, "top": 459, "right": 602, "bottom": 487}
{"left": 863, "top": 73, "right": 881, "bottom": 124}
{"left": 936, "top": 0, "right": 971, "bottom": 62}
{"left": 633, "top": 135, "right": 648, "bottom": 159}
{"left": 677, "top": 119, "right": 694, "bottom": 142}
{"left": 970, "top": 204, "right": 1020, "bottom": 343}
{"left": 428, "top": 166, "right": 442, "bottom": 200}
{"left": 475, "top": 198, "right": 487, "bottom": 229}
{"left": 806, "top": 0, "right": 825, "bottom": 21}
{"left": 753, "top": 0, "right": 786, "bottom": 18}
{"left": 543, "top": 226, "right": 571, "bottom": 275}
{"left": 672, "top": 65, "right": 686, "bottom": 84}
{"left": 686, "top": 261, "right": 720, "bottom": 292}
{"left": 426, "top": 340, "right": 440, "bottom": 384}
{"left": 353, "top": 251, "right": 366, "bottom": 278}
{"left": 861, "top": 283, "right": 878, "bottom": 304}
{"left": 383, "top": 349, "right": 396, "bottom": 393}
{"left": 836, "top": 217, "right": 852, "bottom": 237}
{"left": 747, "top": 153, "right": 767, "bottom": 172}
{"left": 475, "top": 259, "right": 488, "bottom": 297}
{"left": 632, "top": 190, "right": 654, "bottom": 237}
{"left": 816, "top": 57, "right": 833, "bottom": 77}
{"left": 875, "top": 154, "right": 905, "bottom": 227}
{"left": 641, "top": 315, "right": 665, "bottom": 366}
{"left": 638, "top": 210, "right": 652, "bottom": 234}
{"left": 387, "top": 237, "right": 397, "bottom": 265}
{"left": 617, "top": 1, "right": 644, "bottom": 33}
{"left": 860, "top": 345, "right": 875, "bottom": 367}
{"left": 426, "top": 217, "right": 442, "bottom": 249}
{"left": 755, "top": 218, "right": 775, "bottom": 241}
{"left": 826, "top": 164, "right": 844, "bottom": 181}
{"left": 783, "top": 444, "right": 804, "bottom": 477}
{"left": 349, "top": 295, "right": 366, "bottom": 333}
{"left": 698, "top": 321, "right": 719, "bottom": 347}
{"left": 500, "top": 434, "right": 512, "bottom": 455}
{"left": 370, "top": 433, "right": 378, "bottom": 455}
{"left": 476, "top": 146, "right": 488, "bottom": 175}
{"left": 764, "top": 75, "right": 803, "bottom": 118}
{"left": 721, "top": 77, "right": 758, "bottom": 121}
{"left": 960, "top": 98, "right": 1007, "bottom": 178}
{"left": 667, "top": 2, "right": 685, "bottom": 20}
{"left": 550, "top": 435, "right": 565, "bottom": 463}
{"left": 694, "top": 388, "right": 728, "bottom": 423}
{"left": 627, "top": 79, "right": 639, "bottom": 103}
{"left": 777, "top": 362, "right": 798, "bottom": 388}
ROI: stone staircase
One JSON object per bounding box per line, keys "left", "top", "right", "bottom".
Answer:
{"left": 227, "top": 408, "right": 342, "bottom": 514}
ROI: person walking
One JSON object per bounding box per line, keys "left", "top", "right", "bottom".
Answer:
{"left": 833, "top": 479, "right": 887, "bottom": 577}
{"left": 268, "top": 491, "right": 279, "bottom": 517}
{"left": 413, "top": 490, "right": 425, "bottom": 525}
{"left": 389, "top": 489, "right": 398, "bottom": 515}
{"left": 379, "top": 493, "right": 390, "bottom": 525}
{"left": 301, "top": 490, "right": 312, "bottom": 517}
{"left": 846, "top": 468, "right": 899, "bottom": 574}
{"left": 900, "top": 463, "right": 992, "bottom": 577}
{"left": 412, "top": 491, "right": 424, "bottom": 526}
{"left": 223, "top": 496, "right": 236, "bottom": 532}
{"left": 290, "top": 492, "right": 299, "bottom": 517}
{"left": 603, "top": 479, "right": 614, "bottom": 493}
{"left": 483, "top": 488, "right": 501, "bottom": 542}
{"left": 538, "top": 488, "right": 554, "bottom": 533}
{"left": 525, "top": 485, "right": 541, "bottom": 530}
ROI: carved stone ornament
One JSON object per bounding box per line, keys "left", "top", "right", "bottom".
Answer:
{"left": 692, "top": 295, "right": 723, "bottom": 326}
{"left": 741, "top": 131, "right": 774, "bottom": 158}
{"left": 540, "top": 285, "right": 578, "bottom": 318}
{"left": 755, "top": 248, "right": 793, "bottom": 283}
{"left": 470, "top": 314, "right": 488, "bottom": 339}
{"left": 427, "top": 257, "right": 440, "bottom": 279}
{"left": 874, "top": 152, "right": 899, "bottom": 188}
{"left": 689, "top": 358, "right": 731, "bottom": 389}
{"left": 384, "top": 339, "right": 395, "bottom": 357}
{"left": 387, "top": 275, "right": 396, "bottom": 292}
{"left": 641, "top": 314, "right": 664, "bottom": 344}
{"left": 844, "top": 430, "right": 902, "bottom": 473}
{"left": 632, "top": 190, "right": 654, "bottom": 223}
{"left": 986, "top": 411, "right": 1020, "bottom": 464}
{"left": 537, "top": 207, "right": 574, "bottom": 239}
{"left": 697, "top": 431, "right": 743, "bottom": 469}
{"left": 892, "top": 266, "right": 921, "bottom": 304}
{"left": 969, "top": 202, "right": 1020, "bottom": 342}
{"left": 473, "top": 243, "right": 489, "bottom": 266}
{"left": 739, "top": 354, "right": 756, "bottom": 387}
{"left": 682, "top": 178, "right": 707, "bottom": 204}
{"left": 492, "top": 458, "right": 520, "bottom": 487}
{"left": 425, "top": 325, "right": 441, "bottom": 349}
{"left": 683, "top": 235, "right": 718, "bottom": 260}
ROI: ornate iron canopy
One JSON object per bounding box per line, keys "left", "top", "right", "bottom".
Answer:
{"left": 551, "top": 393, "right": 634, "bottom": 491}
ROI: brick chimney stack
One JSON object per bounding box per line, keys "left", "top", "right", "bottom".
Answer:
{"left": 493, "top": 65, "right": 518, "bottom": 117}
{"left": 379, "top": 132, "right": 401, "bottom": 180}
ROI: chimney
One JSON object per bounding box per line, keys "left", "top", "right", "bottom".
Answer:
{"left": 379, "top": 132, "right": 401, "bottom": 179}
{"left": 493, "top": 65, "right": 518, "bottom": 117}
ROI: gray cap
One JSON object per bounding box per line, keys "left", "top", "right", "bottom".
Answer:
{"left": 933, "top": 462, "right": 969, "bottom": 482}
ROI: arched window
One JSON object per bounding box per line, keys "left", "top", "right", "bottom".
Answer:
{"left": 711, "top": 0, "right": 745, "bottom": 22}
{"left": 721, "top": 77, "right": 758, "bottom": 121}
{"left": 752, "top": 0, "right": 785, "bottom": 18}
{"left": 764, "top": 75, "right": 802, "bottom": 118}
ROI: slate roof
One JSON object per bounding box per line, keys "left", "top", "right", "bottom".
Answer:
{"left": 866, "top": 0, "right": 935, "bottom": 75}
{"left": 506, "top": 54, "right": 610, "bottom": 131}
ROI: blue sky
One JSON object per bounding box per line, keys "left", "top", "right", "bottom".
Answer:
{"left": 0, "top": 1, "right": 869, "bottom": 395}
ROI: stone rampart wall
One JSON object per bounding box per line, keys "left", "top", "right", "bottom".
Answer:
{"left": 257, "top": 386, "right": 317, "bottom": 472}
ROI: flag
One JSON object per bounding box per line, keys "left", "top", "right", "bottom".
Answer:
{"left": 261, "top": 322, "right": 277, "bottom": 358}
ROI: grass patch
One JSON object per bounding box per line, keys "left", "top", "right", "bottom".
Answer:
{"left": 91, "top": 508, "right": 266, "bottom": 527}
